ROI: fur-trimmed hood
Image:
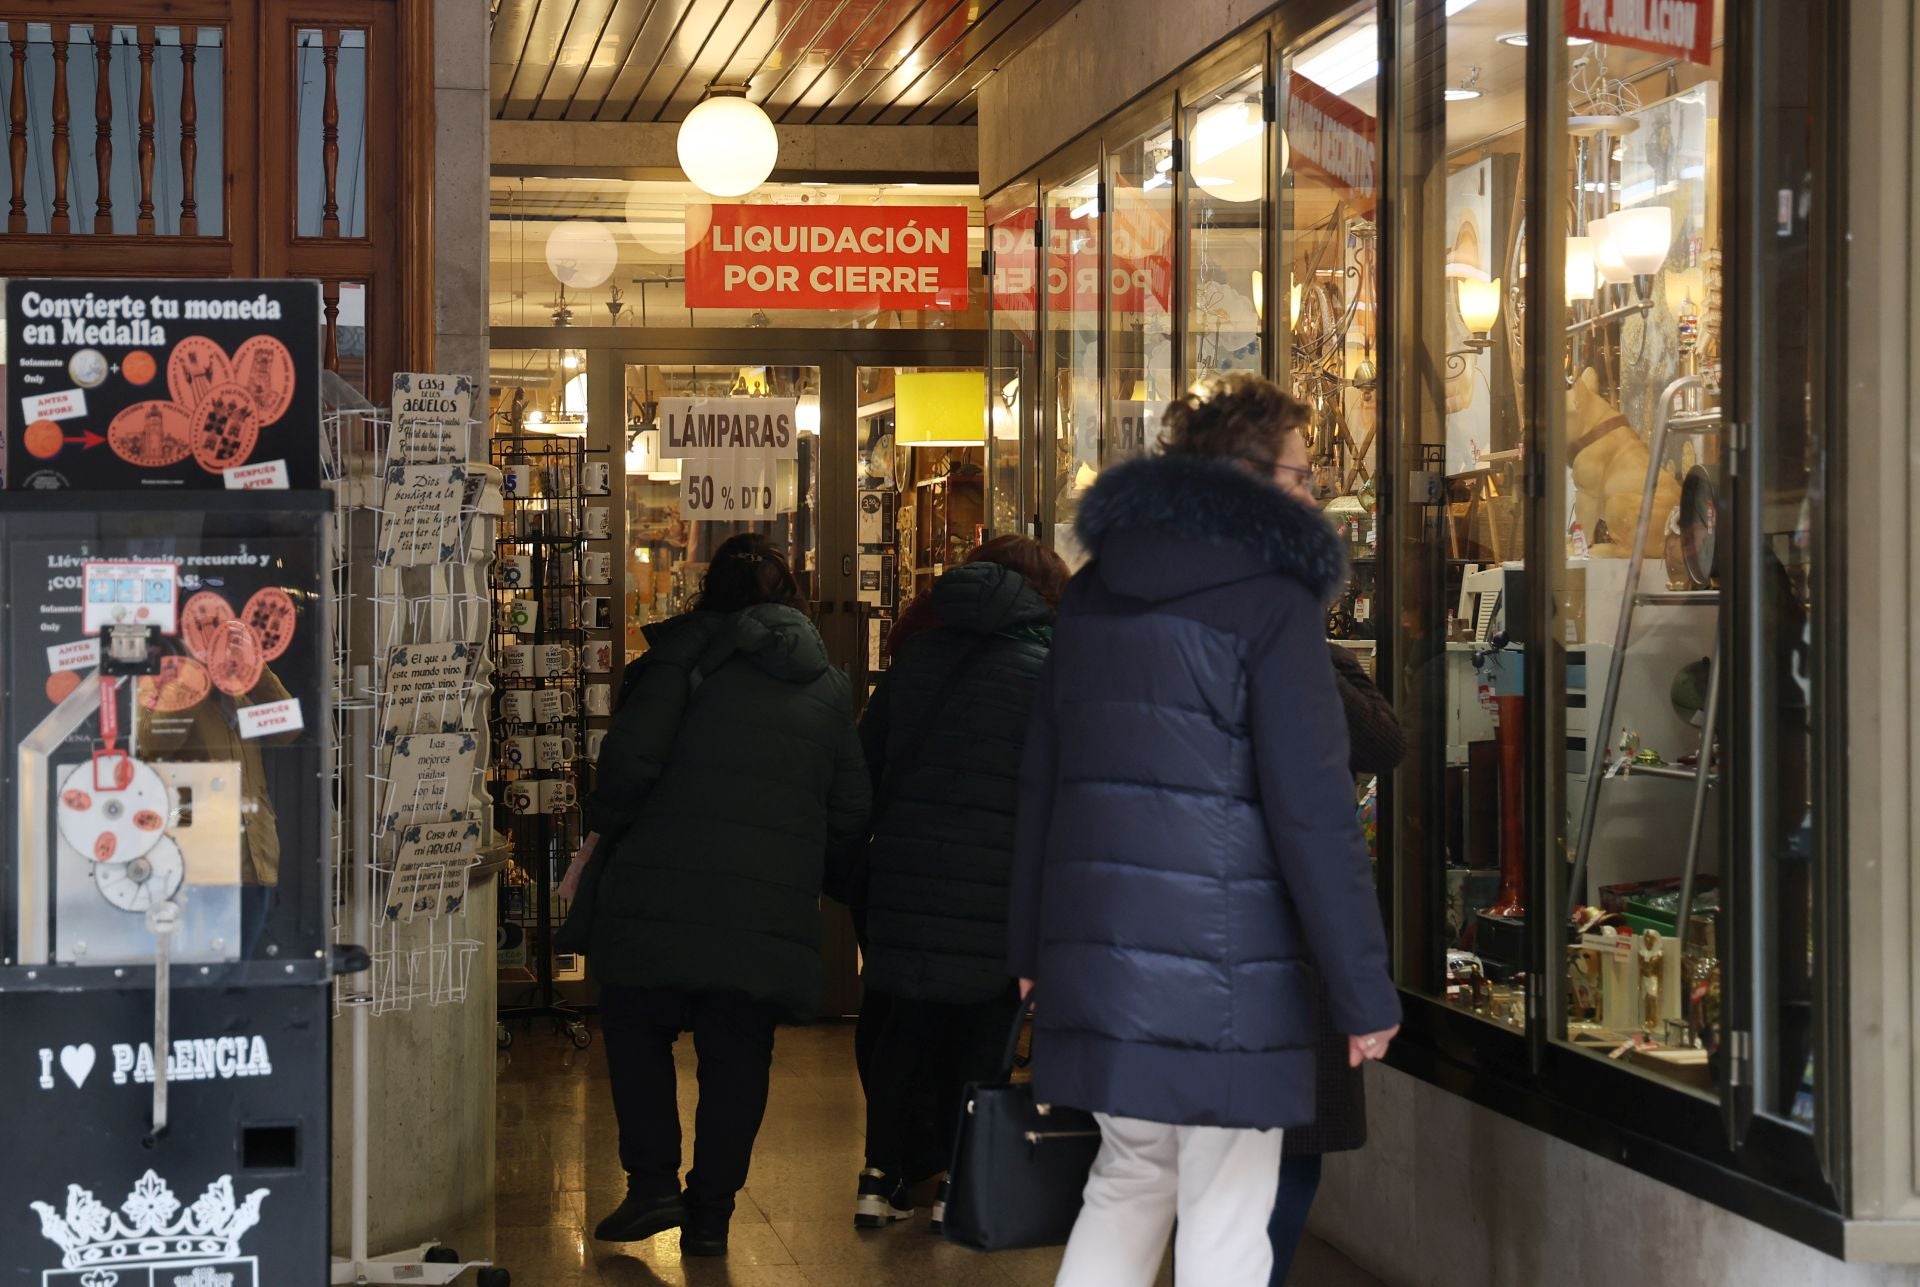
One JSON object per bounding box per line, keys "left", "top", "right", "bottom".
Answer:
{"left": 1074, "top": 453, "right": 1348, "bottom": 604}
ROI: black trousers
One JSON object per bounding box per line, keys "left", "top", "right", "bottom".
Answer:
{"left": 862, "top": 986, "right": 1022, "bottom": 1182}
{"left": 599, "top": 984, "right": 780, "bottom": 1216}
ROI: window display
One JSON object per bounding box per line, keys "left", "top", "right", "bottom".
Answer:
{"left": 1042, "top": 170, "right": 1100, "bottom": 564}
{"left": 1106, "top": 121, "right": 1176, "bottom": 465}
{"left": 1185, "top": 66, "right": 1266, "bottom": 385}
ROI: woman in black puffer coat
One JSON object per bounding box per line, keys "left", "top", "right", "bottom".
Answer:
{"left": 1010, "top": 375, "right": 1401, "bottom": 1286}
{"left": 852, "top": 536, "right": 1068, "bottom": 1230}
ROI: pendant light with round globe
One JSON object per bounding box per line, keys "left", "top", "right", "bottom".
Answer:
{"left": 677, "top": 87, "right": 779, "bottom": 198}
{"left": 544, "top": 219, "right": 621, "bottom": 290}
{"left": 1190, "top": 95, "right": 1286, "bottom": 204}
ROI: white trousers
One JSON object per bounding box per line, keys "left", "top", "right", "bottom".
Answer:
{"left": 1055, "top": 1113, "right": 1283, "bottom": 1287}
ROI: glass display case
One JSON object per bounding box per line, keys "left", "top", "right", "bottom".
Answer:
{"left": 980, "top": 0, "right": 1849, "bottom": 1234}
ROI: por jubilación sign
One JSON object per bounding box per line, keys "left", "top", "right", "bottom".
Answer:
{"left": 658, "top": 397, "right": 799, "bottom": 521}
{"left": 685, "top": 205, "right": 970, "bottom": 311}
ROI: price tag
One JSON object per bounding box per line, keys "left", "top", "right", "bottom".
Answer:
{"left": 681, "top": 456, "right": 779, "bottom": 521}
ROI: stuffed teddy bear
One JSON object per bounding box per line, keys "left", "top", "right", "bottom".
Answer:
{"left": 1567, "top": 367, "right": 1680, "bottom": 557}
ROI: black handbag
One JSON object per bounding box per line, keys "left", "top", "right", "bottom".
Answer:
{"left": 942, "top": 998, "right": 1102, "bottom": 1252}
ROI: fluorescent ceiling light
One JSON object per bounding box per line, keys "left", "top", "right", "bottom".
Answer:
{"left": 1293, "top": 23, "right": 1379, "bottom": 96}
{"left": 1444, "top": 87, "right": 1482, "bottom": 101}
{"left": 1497, "top": 31, "right": 1595, "bottom": 47}
{"left": 1444, "top": 0, "right": 1479, "bottom": 12}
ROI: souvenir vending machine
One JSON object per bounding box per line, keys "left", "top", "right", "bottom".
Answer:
{"left": 1, "top": 279, "right": 336, "bottom": 1285}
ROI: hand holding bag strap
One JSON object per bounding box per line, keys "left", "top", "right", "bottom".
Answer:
{"left": 997, "top": 995, "right": 1034, "bottom": 1083}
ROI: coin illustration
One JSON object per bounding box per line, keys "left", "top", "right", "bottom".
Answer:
{"left": 167, "top": 335, "right": 231, "bottom": 410}
{"left": 108, "top": 400, "right": 194, "bottom": 467}
{"left": 232, "top": 335, "right": 296, "bottom": 425}
{"left": 138, "top": 654, "right": 213, "bottom": 712}
{"left": 45, "top": 670, "right": 82, "bottom": 704}
{"left": 68, "top": 348, "right": 109, "bottom": 388}
{"left": 242, "top": 585, "right": 297, "bottom": 661}
{"left": 23, "top": 419, "right": 63, "bottom": 459}
{"left": 122, "top": 349, "right": 158, "bottom": 385}
{"left": 180, "top": 590, "right": 236, "bottom": 661}
{"left": 191, "top": 382, "right": 262, "bottom": 473}
{"left": 203, "top": 618, "right": 264, "bottom": 696}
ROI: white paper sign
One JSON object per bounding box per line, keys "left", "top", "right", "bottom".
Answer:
{"left": 658, "top": 397, "right": 799, "bottom": 460}
{"left": 46, "top": 637, "right": 101, "bottom": 673}
{"left": 237, "top": 698, "right": 303, "bottom": 740}
{"left": 22, "top": 386, "right": 86, "bottom": 422}
{"left": 382, "top": 730, "right": 479, "bottom": 831}
{"left": 681, "top": 454, "right": 779, "bottom": 521}
{"left": 389, "top": 372, "right": 476, "bottom": 467}
{"left": 223, "top": 459, "right": 290, "bottom": 490}
{"left": 377, "top": 464, "right": 467, "bottom": 566}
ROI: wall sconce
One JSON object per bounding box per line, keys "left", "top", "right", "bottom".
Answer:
{"left": 1611, "top": 205, "right": 1673, "bottom": 299}
{"left": 1589, "top": 216, "right": 1631, "bottom": 286}
{"left": 1564, "top": 236, "right": 1599, "bottom": 306}
{"left": 1456, "top": 276, "right": 1502, "bottom": 349}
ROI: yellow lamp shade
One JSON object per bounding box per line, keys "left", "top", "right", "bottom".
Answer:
{"left": 895, "top": 371, "right": 988, "bottom": 447}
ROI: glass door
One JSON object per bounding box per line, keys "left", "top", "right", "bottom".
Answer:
{"left": 852, "top": 365, "right": 991, "bottom": 699}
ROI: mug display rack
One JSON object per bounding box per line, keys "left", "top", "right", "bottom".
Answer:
{"left": 489, "top": 433, "right": 604, "bottom": 1047}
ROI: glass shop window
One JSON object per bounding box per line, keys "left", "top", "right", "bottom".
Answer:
{"left": 1544, "top": 12, "right": 1751, "bottom": 1104}
{"left": 1282, "top": 6, "right": 1384, "bottom": 681}
{"left": 1388, "top": 0, "right": 1535, "bottom": 1036}
{"left": 1042, "top": 169, "right": 1101, "bottom": 565}
{"left": 1105, "top": 121, "right": 1176, "bottom": 465}
{"left": 1184, "top": 67, "right": 1267, "bottom": 387}
{"left": 987, "top": 190, "right": 1039, "bottom": 538}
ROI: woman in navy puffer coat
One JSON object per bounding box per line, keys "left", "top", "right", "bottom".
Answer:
{"left": 1009, "top": 375, "right": 1400, "bottom": 1287}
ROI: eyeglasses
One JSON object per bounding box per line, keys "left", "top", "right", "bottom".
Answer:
{"left": 1273, "top": 462, "right": 1313, "bottom": 485}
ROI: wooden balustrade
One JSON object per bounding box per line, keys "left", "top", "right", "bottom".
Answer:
{"left": 0, "top": 1, "right": 434, "bottom": 405}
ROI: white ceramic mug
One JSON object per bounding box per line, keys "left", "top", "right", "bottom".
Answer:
{"left": 584, "top": 683, "right": 612, "bottom": 717}
{"left": 581, "top": 596, "right": 611, "bottom": 630}
{"left": 584, "top": 552, "right": 612, "bottom": 584}
{"left": 586, "top": 729, "right": 606, "bottom": 760}
{"left": 541, "top": 778, "right": 577, "bottom": 813}
{"left": 582, "top": 641, "right": 613, "bottom": 673}
{"left": 533, "top": 688, "right": 575, "bottom": 723}
{"left": 498, "top": 645, "right": 533, "bottom": 678}
{"left": 501, "top": 465, "right": 531, "bottom": 498}
{"left": 506, "top": 780, "right": 539, "bottom": 814}
{"left": 498, "top": 554, "right": 533, "bottom": 589}
{"left": 502, "top": 599, "right": 538, "bottom": 633}
{"left": 583, "top": 461, "right": 611, "bottom": 495}
{"left": 499, "top": 690, "right": 535, "bottom": 722}
{"left": 534, "top": 644, "right": 576, "bottom": 677}
{"left": 502, "top": 735, "right": 537, "bottom": 769}
{"left": 536, "top": 733, "right": 576, "bottom": 770}
{"left": 585, "top": 506, "right": 612, "bottom": 539}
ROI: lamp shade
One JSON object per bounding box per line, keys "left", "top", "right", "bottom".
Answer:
{"left": 1564, "top": 235, "right": 1598, "bottom": 305}
{"left": 545, "top": 220, "right": 620, "bottom": 289}
{"left": 1612, "top": 206, "right": 1673, "bottom": 275}
{"left": 1589, "top": 216, "right": 1631, "bottom": 284}
{"left": 895, "top": 371, "right": 988, "bottom": 447}
{"left": 677, "top": 94, "right": 779, "bottom": 198}
{"left": 1192, "top": 98, "right": 1266, "bottom": 204}
{"left": 1457, "top": 275, "right": 1502, "bottom": 333}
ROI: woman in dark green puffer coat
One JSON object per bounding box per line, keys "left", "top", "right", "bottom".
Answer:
{"left": 851, "top": 536, "right": 1067, "bottom": 1230}
{"left": 566, "top": 534, "right": 869, "bottom": 1258}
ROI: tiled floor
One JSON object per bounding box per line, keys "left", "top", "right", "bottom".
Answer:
{"left": 492, "top": 1022, "right": 1386, "bottom": 1287}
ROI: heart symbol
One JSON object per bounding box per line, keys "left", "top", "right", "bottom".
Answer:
{"left": 59, "top": 1043, "right": 96, "bottom": 1089}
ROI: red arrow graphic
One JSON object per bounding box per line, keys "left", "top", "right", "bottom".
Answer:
{"left": 62, "top": 430, "right": 105, "bottom": 449}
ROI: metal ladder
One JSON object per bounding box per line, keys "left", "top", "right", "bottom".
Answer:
{"left": 1566, "top": 374, "right": 1724, "bottom": 929}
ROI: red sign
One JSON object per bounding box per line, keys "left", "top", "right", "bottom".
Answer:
{"left": 1286, "top": 75, "right": 1378, "bottom": 215}
{"left": 989, "top": 204, "right": 1173, "bottom": 317}
{"left": 1567, "top": 0, "right": 1714, "bottom": 67}
{"left": 684, "top": 205, "right": 970, "bottom": 311}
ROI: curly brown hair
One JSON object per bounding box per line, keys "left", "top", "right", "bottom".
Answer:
{"left": 1158, "top": 374, "right": 1311, "bottom": 469}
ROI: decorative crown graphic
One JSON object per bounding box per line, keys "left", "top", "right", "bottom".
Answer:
{"left": 30, "top": 1170, "right": 269, "bottom": 1270}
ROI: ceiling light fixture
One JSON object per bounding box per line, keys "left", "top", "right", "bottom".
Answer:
{"left": 677, "top": 85, "right": 779, "bottom": 197}
{"left": 1292, "top": 24, "right": 1380, "bottom": 96}
{"left": 1497, "top": 31, "right": 1596, "bottom": 47}
{"left": 1444, "top": 67, "right": 1484, "bottom": 102}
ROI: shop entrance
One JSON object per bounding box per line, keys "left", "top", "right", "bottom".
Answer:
{"left": 490, "top": 327, "right": 987, "bottom": 1018}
